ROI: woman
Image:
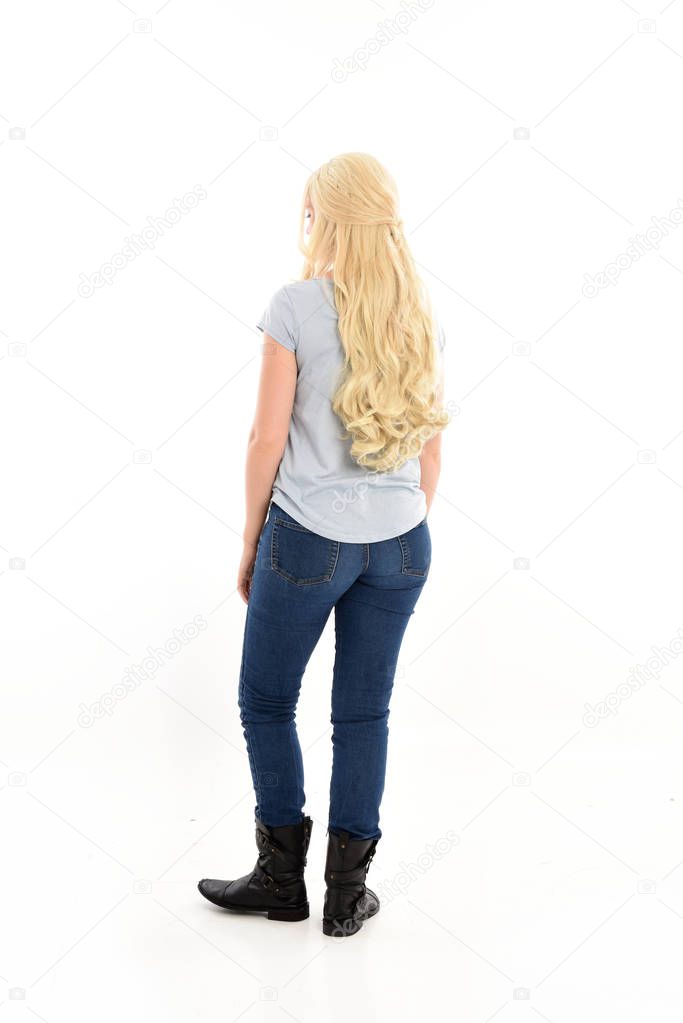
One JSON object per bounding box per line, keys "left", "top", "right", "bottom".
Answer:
{"left": 199, "top": 152, "right": 449, "bottom": 937}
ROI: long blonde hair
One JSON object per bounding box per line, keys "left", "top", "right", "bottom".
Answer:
{"left": 298, "top": 152, "right": 449, "bottom": 473}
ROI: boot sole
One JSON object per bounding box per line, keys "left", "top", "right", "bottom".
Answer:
{"left": 322, "top": 900, "right": 379, "bottom": 937}
{"left": 267, "top": 904, "right": 309, "bottom": 921}
{"left": 198, "top": 885, "right": 309, "bottom": 921}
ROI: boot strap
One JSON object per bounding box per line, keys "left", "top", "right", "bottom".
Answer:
{"left": 326, "top": 844, "right": 377, "bottom": 887}
{"left": 254, "top": 863, "right": 303, "bottom": 891}
{"left": 255, "top": 824, "right": 310, "bottom": 864}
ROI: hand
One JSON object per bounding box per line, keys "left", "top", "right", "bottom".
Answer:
{"left": 237, "top": 541, "right": 258, "bottom": 604}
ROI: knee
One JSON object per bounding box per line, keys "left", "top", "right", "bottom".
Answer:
{"left": 238, "top": 678, "right": 298, "bottom": 725}
{"left": 330, "top": 707, "right": 389, "bottom": 728}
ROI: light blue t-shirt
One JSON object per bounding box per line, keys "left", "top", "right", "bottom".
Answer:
{"left": 256, "top": 278, "right": 445, "bottom": 543}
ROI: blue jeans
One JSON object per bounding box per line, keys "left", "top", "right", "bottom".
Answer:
{"left": 237, "top": 500, "right": 431, "bottom": 841}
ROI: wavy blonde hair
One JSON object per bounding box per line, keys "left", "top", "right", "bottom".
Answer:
{"left": 298, "top": 152, "right": 449, "bottom": 473}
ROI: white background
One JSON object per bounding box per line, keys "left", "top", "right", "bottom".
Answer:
{"left": 2, "top": 0, "right": 683, "bottom": 1019}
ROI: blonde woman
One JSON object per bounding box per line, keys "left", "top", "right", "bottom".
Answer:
{"left": 199, "top": 153, "right": 449, "bottom": 937}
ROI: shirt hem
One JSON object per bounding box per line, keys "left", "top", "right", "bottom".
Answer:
{"left": 269, "top": 489, "right": 427, "bottom": 543}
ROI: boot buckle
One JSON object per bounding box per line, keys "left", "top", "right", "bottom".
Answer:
{"left": 260, "top": 870, "right": 278, "bottom": 892}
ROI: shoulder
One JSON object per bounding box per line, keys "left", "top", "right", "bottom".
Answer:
{"left": 263, "top": 279, "right": 324, "bottom": 316}
{"left": 280, "top": 279, "right": 337, "bottom": 328}
{"left": 257, "top": 280, "right": 333, "bottom": 353}
{"left": 281, "top": 279, "right": 330, "bottom": 309}
{"left": 257, "top": 284, "right": 301, "bottom": 352}
{"left": 264, "top": 282, "right": 297, "bottom": 312}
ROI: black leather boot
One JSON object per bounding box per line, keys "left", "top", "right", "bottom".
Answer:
{"left": 198, "top": 816, "right": 312, "bottom": 921}
{"left": 322, "top": 829, "right": 380, "bottom": 937}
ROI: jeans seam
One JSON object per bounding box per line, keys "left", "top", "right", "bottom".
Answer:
{"left": 329, "top": 620, "right": 343, "bottom": 830}
{"left": 337, "top": 595, "right": 417, "bottom": 616}
{"left": 273, "top": 515, "right": 312, "bottom": 534}
{"left": 239, "top": 655, "right": 261, "bottom": 815}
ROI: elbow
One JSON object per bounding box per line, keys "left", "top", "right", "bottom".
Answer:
{"left": 248, "top": 433, "right": 286, "bottom": 457}
{"left": 420, "top": 449, "right": 441, "bottom": 468}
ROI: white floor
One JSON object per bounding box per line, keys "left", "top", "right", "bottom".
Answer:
{"left": 4, "top": 562, "right": 683, "bottom": 1022}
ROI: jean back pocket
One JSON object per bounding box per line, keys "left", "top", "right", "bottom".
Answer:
{"left": 397, "top": 520, "right": 432, "bottom": 577}
{"left": 271, "top": 517, "right": 340, "bottom": 585}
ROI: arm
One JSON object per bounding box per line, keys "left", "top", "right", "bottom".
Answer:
{"left": 419, "top": 432, "right": 442, "bottom": 516}
{"left": 238, "top": 336, "right": 297, "bottom": 601}
{"left": 419, "top": 361, "right": 445, "bottom": 516}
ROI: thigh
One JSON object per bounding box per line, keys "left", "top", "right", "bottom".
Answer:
{"left": 241, "top": 505, "right": 352, "bottom": 695}
{"left": 331, "top": 521, "right": 430, "bottom": 709}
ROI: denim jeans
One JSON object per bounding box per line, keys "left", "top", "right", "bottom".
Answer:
{"left": 237, "top": 500, "right": 431, "bottom": 840}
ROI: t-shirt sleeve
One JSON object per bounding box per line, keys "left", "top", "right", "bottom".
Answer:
{"left": 256, "top": 285, "right": 298, "bottom": 353}
{"left": 436, "top": 321, "right": 446, "bottom": 353}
